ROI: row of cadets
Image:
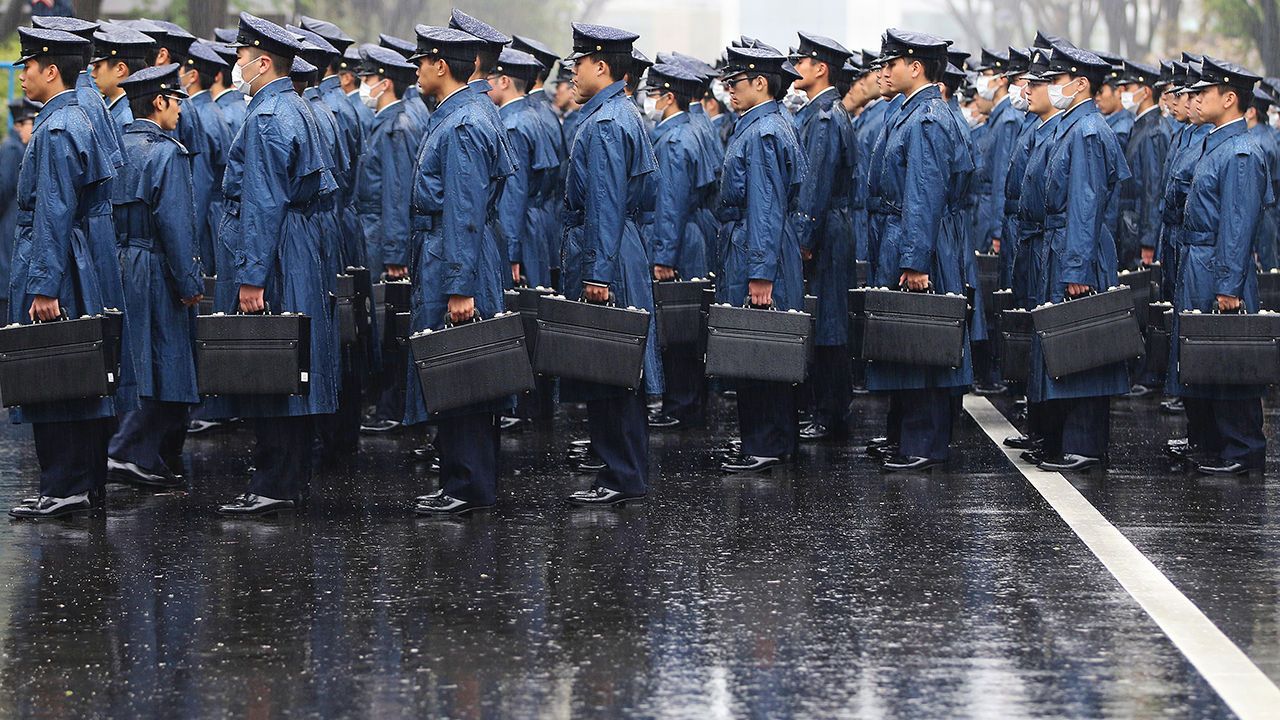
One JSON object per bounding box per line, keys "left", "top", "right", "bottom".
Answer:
{"left": 376, "top": 33, "right": 432, "bottom": 125}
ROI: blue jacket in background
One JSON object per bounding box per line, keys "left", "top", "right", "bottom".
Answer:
{"left": 649, "top": 111, "right": 714, "bottom": 278}
{"left": 498, "top": 96, "right": 559, "bottom": 287}
{"left": 1117, "top": 107, "right": 1171, "bottom": 267}
{"left": 357, "top": 100, "right": 426, "bottom": 273}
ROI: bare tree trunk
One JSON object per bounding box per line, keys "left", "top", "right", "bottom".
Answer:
{"left": 0, "top": 0, "right": 25, "bottom": 40}
{"left": 72, "top": 0, "right": 100, "bottom": 20}
{"left": 188, "top": 0, "right": 227, "bottom": 40}
{"left": 1252, "top": 0, "right": 1280, "bottom": 77}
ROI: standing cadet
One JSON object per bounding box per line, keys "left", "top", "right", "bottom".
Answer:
{"left": 402, "top": 26, "right": 512, "bottom": 515}
{"left": 1117, "top": 60, "right": 1171, "bottom": 270}
{"left": 30, "top": 16, "right": 125, "bottom": 172}
{"left": 644, "top": 61, "right": 716, "bottom": 430}
{"left": 89, "top": 28, "right": 154, "bottom": 128}
{"left": 511, "top": 34, "right": 569, "bottom": 290}
{"left": 1169, "top": 58, "right": 1271, "bottom": 474}
{"left": 1246, "top": 88, "right": 1280, "bottom": 268}
{"left": 214, "top": 13, "right": 338, "bottom": 516}
{"left": 786, "top": 33, "right": 855, "bottom": 442}
{"left": 300, "top": 16, "right": 366, "bottom": 166}
{"left": 489, "top": 48, "right": 558, "bottom": 288}
{"left": 997, "top": 46, "right": 1038, "bottom": 295}
{"left": 354, "top": 45, "right": 427, "bottom": 439}
{"left": 1026, "top": 45, "right": 1131, "bottom": 472}
{"left": 339, "top": 46, "right": 375, "bottom": 135}
{"left": 559, "top": 23, "right": 659, "bottom": 502}
{"left": 7, "top": 27, "right": 126, "bottom": 518}
{"left": 379, "top": 35, "right": 432, "bottom": 125}
{"left": 106, "top": 65, "right": 204, "bottom": 489}
{"left": 714, "top": 44, "right": 807, "bottom": 473}
{"left": 176, "top": 41, "right": 231, "bottom": 277}
{"left": 0, "top": 99, "right": 37, "bottom": 316}
{"left": 208, "top": 41, "right": 247, "bottom": 134}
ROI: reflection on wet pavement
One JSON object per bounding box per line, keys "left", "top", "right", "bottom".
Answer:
{"left": 0, "top": 392, "right": 1273, "bottom": 718}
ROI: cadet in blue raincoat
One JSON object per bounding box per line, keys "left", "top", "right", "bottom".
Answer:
{"left": 1168, "top": 58, "right": 1271, "bottom": 474}
{"left": 1026, "top": 46, "right": 1132, "bottom": 473}
{"left": 213, "top": 13, "right": 339, "bottom": 517}
{"left": 559, "top": 24, "right": 660, "bottom": 504}
{"left": 380, "top": 34, "right": 432, "bottom": 126}
{"left": 7, "top": 28, "right": 126, "bottom": 519}
{"left": 512, "top": 35, "right": 570, "bottom": 290}
{"left": 0, "top": 100, "right": 36, "bottom": 293}
{"left": 1157, "top": 66, "right": 1211, "bottom": 300}
{"left": 997, "top": 48, "right": 1039, "bottom": 297}
{"left": 643, "top": 62, "right": 715, "bottom": 430}
{"left": 338, "top": 46, "right": 375, "bottom": 135}
{"left": 89, "top": 27, "right": 154, "bottom": 129}
{"left": 402, "top": 27, "right": 513, "bottom": 515}
{"left": 974, "top": 48, "right": 1022, "bottom": 255}
{"left": 1247, "top": 89, "right": 1280, "bottom": 268}
{"left": 106, "top": 65, "right": 204, "bottom": 490}
{"left": 209, "top": 42, "right": 248, "bottom": 134}
{"left": 31, "top": 17, "right": 125, "bottom": 172}
{"left": 175, "top": 41, "right": 231, "bottom": 275}
{"left": 785, "top": 34, "right": 855, "bottom": 442}
{"left": 864, "top": 30, "right": 970, "bottom": 471}
{"left": 354, "top": 46, "right": 426, "bottom": 436}
{"left": 714, "top": 45, "right": 807, "bottom": 474}
{"left": 1116, "top": 61, "right": 1171, "bottom": 269}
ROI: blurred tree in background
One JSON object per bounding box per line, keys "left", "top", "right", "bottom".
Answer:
{"left": 1203, "top": 0, "right": 1280, "bottom": 76}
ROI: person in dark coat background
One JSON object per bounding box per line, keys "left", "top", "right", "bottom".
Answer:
{"left": 0, "top": 99, "right": 38, "bottom": 300}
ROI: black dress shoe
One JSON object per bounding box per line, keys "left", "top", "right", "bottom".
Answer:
{"left": 800, "top": 422, "right": 846, "bottom": 442}
{"left": 1196, "top": 459, "right": 1258, "bottom": 476}
{"left": 9, "top": 494, "right": 98, "bottom": 519}
{"left": 865, "top": 443, "right": 898, "bottom": 460}
{"left": 415, "top": 494, "right": 494, "bottom": 515}
{"left": 566, "top": 486, "right": 646, "bottom": 506}
{"left": 720, "top": 454, "right": 786, "bottom": 473}
{"left": 850, "top": 385, "right": 870, "bottom": 395}
{"left": 414, "top": 487, "right": 444, "bottom": 503}
{"left": 216, "top": 493, "right": 297, "bottom": 516}
{"left": 1019, "top": 450, "right": 1044, "bottom": 465}
{"left": 187, "top": 419, "right": 223, "bottom": 434}
{"left": 1166, "top": 437, "right": 1190, "bottom": 449}
{"left": 1160, "top": 398, "right": 1184, "bottom": 414}
{"left": 1038, "top": 454, "right": 1104, "bottom": 472}
{"left": 576, "top": 458, "right": 606, "bottom": 472}
{"left": 881, "top": 455, "right": 944, "bottom": 472}
{"left": 647, "top": 414, "right": 682, "bottom": 429}
{"left": 498, "top": 416, "right": 527, "bottom": 431}
{"left": 107, "top": 458, "right": 183, "bottom": 490}
{"left": 359, "top": 419, "right": 401, "bottom": 434}
{"left": 1002, "top": 434, "right": 1040, "bottom": 450}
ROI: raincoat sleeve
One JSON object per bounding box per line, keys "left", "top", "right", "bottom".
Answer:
{"left": 897, "top": 118, "right": 948, "bottom": 274}
{"left": 789, "top": 114, "right": 837, "bottom": 252}
{"left": 1215, "top": 149, "right": 1270, "bottom": 298}
{"left": 1060, "top": 131, "right": 1109, "bottom": 286}
{"left": 743, "top": 130, "right": 788, "bottom": 282}
{"left": 984, "top": 113, "right": 1019, "bottom": 240}
{"left": 651, "top": 139, "right": 697, "bottom": 268}
{"left": 25, "top": 129, "right": 81, "bottom": 298}
{"left": 581, "top": 119, "right": 628, "bottom": 286}
{"left": 152, "top": 148, "right": 203, "bottom": 300}
{"left": 497, "top": 122, "right": 531, "bottom": 268}
{"left": 380, "top": 127, "right": 416, "bottom": 267}
{"left": 439, "top": 121, "right": 490, "bottom": 298}
{"left": 233, "top": 119, "right": 290, "bottom": 288}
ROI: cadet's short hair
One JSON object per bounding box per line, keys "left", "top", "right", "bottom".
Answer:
{"left": 503, "top": 74, "right": 529, "bottom": 94}
{"left": 476, "top": 48, "right": 498, "bottom": 75}
{"left": 594, "top": 52, "right": 631, "bottom": 82}
{"left": 443, "top": 57, "right": 473, "bottom": 83}
{"left": 671, "top": 92, "right": 691, "bottom": 111}
{"left": 123, "top": 58, "right": 149, "bottom": 76}
{"left": 766, "top": 73, "right": 786, "bottom": 100}
{"left": 919, "top": 58, "right": 945, "bottom": 83}
{"left": 128, "top": 92, "right": 168, "bottom": 121}
{"left": 389, "top": 77, "right": 410, "bottom": 98}
{"left": 192, "top": 69, "right": 215, "bottom": 91}
{"left": 35, "top": 55, "right": 86, "bottom": 90}
{"left": 144, "top": 47, "right": 159, "bottom": 66}
{"left": 1233, "top": 87, "right": 1254, "bottom": 112}
{"left": 261, "top": 50, "right": 292, "bottom": 77}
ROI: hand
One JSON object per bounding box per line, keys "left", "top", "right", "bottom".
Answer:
{"left": 1140, "top": 246, "right": 1155, "bottom": 265}
{"left": 181, "top": 294, "right": 203, "bottom": 308}
{"left": 800, "top": 248, "right": 813, "bottom": 261}
{"left": 748, "top": 279, "right": 773, "bottom": 307}
{"left": 447, "top": 294, "right": 475, "bottom": 324}
{"left": 991, "top": 238, "right": 1001, "bottom": 254}
{"left": 898, "top": 270, "right": 930, "bottom": 291}
{"left": 511, "top": 263, "right": 522, "bottom": 284}
{"left": 29, "top": 294, "right": 59, "bottom": 322}
{"left": 583, "top": 283, "right": 610, "bottom": 303}
{"left": 239, "top": 284, "right": 265, "bottom": 313}
{"left": 1217, "top": 294, "right": 1241, "bottom": 312}
{"left": 385, "top": 264, "right": 409, "bottom": 280}
{"left": 1066, "top": 283, "right": 1092, "bottom": 297}
{"left": 653, "top": 264, "right": 676, "bottom": 281}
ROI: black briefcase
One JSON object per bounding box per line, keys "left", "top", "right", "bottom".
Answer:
{"left": 1260, "top": 269, "right": 1280, "bottom": 311}
{"left": 1117, "top": 267, "right": 1154, "bottom": 329}
{"left": 855, "top": 260, "right": 870, "bottom": 288}
{"left": 847, "top": 287, "right": 867, "bottom": 360}
{"left": 373, "top": 279, "right": 412, "bottom": 347}
{"left": 504, "top": 286, "right": 555, "bottom": 358}
{"left": 409, "top": 312, "right": 535, "bottom": 414}
{"left": 1031, "top": 287, "right": 1143, "bottom": 378}
{"left": 975, "top": 252, "right": 1000, "bottom": 315}
{"left": 196, "top": 313, "right": 311, "bottom": 396}
{"left": 804, "top": 293, "right": 818, "bottom": 362}
{"left": 988, "top": 288, "right": 1016, "bottom": 317}
{"left": 1146, "top": 301, "right": 1173, "bottom": 376}
{"left": 533, "top": 295, "right": 650, "bottom": 389}
{"left": 999, "top": 309, "right": 1034, "bottom": 383}
{"left": 860, "top": 288, "right": 968, "bottom": 368}
{"left": 198, "top": 276, "right": 217, "bottom": 316}
{"left": 1177, "top": 310, "right": 1280, "bottom": 385}
{"left": 653, "top": 278, "right": 713, "bottom": 347}
{"left": 333, "top": 272, "right": 359, "bottom": 346}
{"left": 0, "top": 313, "right": 123, "bottom": 407}
{"left": 704, "top": 304, "right": 811, "bottom": 383}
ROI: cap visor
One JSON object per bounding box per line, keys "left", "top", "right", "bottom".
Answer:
{"left": 562, "top": 51, "right": 588, "bottom": 62}
{"left": 1188, "top": 79, "right": 1216, "bottom": 90}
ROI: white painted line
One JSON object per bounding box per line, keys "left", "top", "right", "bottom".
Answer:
{"left": 963, "top": 395, "right": 1280, "bottom": 720}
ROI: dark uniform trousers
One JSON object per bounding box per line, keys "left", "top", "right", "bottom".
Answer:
{"left": 372, "top": 345, "right": 407, "bottom": 423}
{"left": 660, "top": 342, "right": 705, "bottom": 425}
{"left": 810, "top": 345, "right": 851, "bottom": 429}
{"left": 110, "top": 400, "right": 190, "bottom": 474}
{"left": 1037, "top": 396, "right": 1110, "bottom": 459}
{"left": 737, "top": 380, "right": 799, "bottom": 459}
{"left": 1185, "top": 397, "right": 1265, "bottom": 468}
{"left": 588, "top": 389, "right": 649, "bottom": 495}
{"left": 34, "top": 418, "right": 111, "bottom": 498}
{"left": 318, "top": 346, "right": 362, "bottom": 455}
{"left": 436, "top": 411, "right": 499, "bottom": 505}
{"left": 247, "top": 416, "right": 314, "bottom": 500}
{"left": 890, "top": 388, "right": 953, "bottom": 461}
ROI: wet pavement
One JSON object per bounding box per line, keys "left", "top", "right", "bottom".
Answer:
{"left": 0, "top": 390, "right": 1274, "bottom": 718}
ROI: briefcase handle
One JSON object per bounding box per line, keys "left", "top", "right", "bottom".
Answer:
{"left": 1211, "top": 301, "right": 1245, "bottom": 315}
{"left": 741, "top": 297, "right": 776, "bottom": 311}
{"left": 897, "top": 283, "right": 936, "bottom": 294}
{"left": 32, "top": 308, "right": 70, "bottom": 324}
{"left": 444, "top": 311, "right": 482, "bottom": 328}
{"left": 581, "top": 293, "right": 617, "bottom": 307}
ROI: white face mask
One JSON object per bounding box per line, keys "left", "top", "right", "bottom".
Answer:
{"left": 232, "top": 56, "right": 265, "bottom": 95}
{"left": 643, "top": 93, "right": 662, "bottom": 122}
{"left": 1009, "top": 84, "right": 1029, "bottom": 111}
{"left": 1120, "top": 90, "right": 1139, "bottom": 111}
{"left": 1048, "top": 81, "right": 1077, "bottom": 110}
{"left": 976, "top": 75, "right": 996, "bottom": 101}
{"left": 359, "top": 79, "right": 384, "bottom": 109}
{"left": 783, "top": 85, "right": 808, "bottom": 112}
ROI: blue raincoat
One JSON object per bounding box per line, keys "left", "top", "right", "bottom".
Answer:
{"left": 1168, "top": 119, "right": 1272, "bottom": 399}
{"left": 107, "top": 94, "right": 132, "bottom": 128}
{"left": 402, "top": 85, "right": 432, "bottom": 127}
{"left": 864, "top": 94, "right": 905, "bottom": 279}
{"left": 685, "top": 102, "right": 726, "bottom": 270}
{"left": 305, "top": 87, "right": 359, "bottom": 271}
{"left": 216, "top": 77, "right": 339, "bottom": 418}
{"left": 77, "top": 70, "right": 123, "bottom": 169}
{"left": 175, "top": 92, "right": 225, "bottom": 275}
{"left": 649, "top": 111, "right": 714, "bottom": 278}
{"left": 185, "top": 91, "right": 230, "bottom": 275}
{"left": 561, "top": 80, "right": 662, "bottom": 396}
{"left": 1103, "top": 109, "right": 1135, "bottom": 255}
{"left": 1248, "top": 122, "right": 1280, "bottom": 268}
{"left": 498, "top": 96, "right": 559, "bottom": 287}
{"left": 1027, "top": 101, "right": 1132, "bottom": 403}
{"left": 716, "top": 99, "right": 806, "bottom": 312}
{"left": 865, "top": 85, "right": 972, "bottom": 391}
{"left": 852, "top": 98, "right": 891, "bottom": 265}
{"left": 1156, "top": 122, "right": 1211, "bottom": 280}
{"left": 113, "top": 120, "right": 203, "bottom": 403}
{"left": 789, "top": 87, "right": 854, "bottom": 345}
{"left": 214, "top": 88, "right": 247, "bottom": 135}
{"left": 946, "top": 95, "right": 986, "bottom": 343}
{"left": 710, "top": 111, "right": 733, "bottom": 148}
{"left": 526, "top": 88, "right": 568, "bottom": 277}
{"left": 318, "top": 75, "right": 367, "bottom": 269}
{"left": 345, "top": 88, "right": 374, "bottom": 136}
{"left": 976, "top": 97, "right": 1022, "bottom": 249}
{"left": 1001, "top": 111, "right": 1039, "bottom": 296}
{"left": 1016, "top": 113, "right": 1066, "bottom": 322}
{"left": 357, "top": 99, "right": 426, "bottom": 274}
{"left": 1117, "top": 107, "right": 1171, "bottom": 266}
{"left": 403, "top": 85, "right": 513, "bottom": 424}
{"left": 0, "top": 131, "right": 24, "bottom": 288}
{"left": 8, "top": 89, "right": 131, "bottom": 423}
